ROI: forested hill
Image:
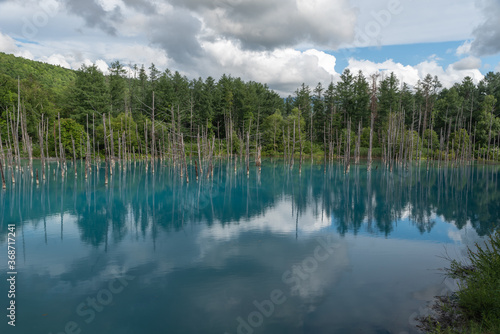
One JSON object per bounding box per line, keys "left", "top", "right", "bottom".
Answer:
{"left": 0, "top": 51, "right": 499, "bottom": 161}
{"left": 0, "top": 52, "right": 75, "bottom": 96}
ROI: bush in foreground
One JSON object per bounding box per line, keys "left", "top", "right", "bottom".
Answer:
{"left": 418, "top": 231, "right": 500, "bottom": 333}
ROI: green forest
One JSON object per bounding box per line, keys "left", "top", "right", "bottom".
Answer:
{"left": 1, "top": 51, "right": 500, "bottom": 165}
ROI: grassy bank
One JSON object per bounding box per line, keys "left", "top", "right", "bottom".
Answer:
{"left": 418, "top": 231, "right": 500, "bottom": 333}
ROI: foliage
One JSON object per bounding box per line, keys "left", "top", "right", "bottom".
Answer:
{"left": 423, "top": 129, "right": 439, "bottom": 150}
{"left": 418, "top": 231, "right": 500, "bottom": 333}
{"left": 360, "top": 127, "right": 380, "bottom": 148}
{"left": 262, "top": 109, "right": 284, "bottom": 154}
{"left": 403, "top": 130, "right": 423, "bottom": 158}
{"left": 476, "top": 95, "right": 500, "bottom": 146}
{"left": 0, "top": 73, "right": 17, "bottom": 106}
{"left": 449, "top": 129, "right": 470, "bottom": 154}
{"left": 0, "top": 52, "right": 500, "bottom": 160}
{"left": 456, "top": 232, "right": 500, "bottom": 324}
{"left": 378, "top": 72, "right": 399, "bottom": 130}
{"left": 94, "top": 113, "right": 140, "bottom": 155}
{"left": 64, "top": 64, "right": 109, "bottom": 124}
{"left": 52, "top": 118, "right": 87, "bottom": 159}
{"left": 0, "top": 52, "right": 75, "bottom": 96}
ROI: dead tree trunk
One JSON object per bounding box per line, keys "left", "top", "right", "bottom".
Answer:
{"left": 256, "top": 145, "right": 261, "bottom": 171}
{"left": 298, "top": 114, "right": 302, "bottom": 174}
{"left": 103, "top": 114, "right": 109, "bottom": 185}
{"left": 355, "top": 121, "right": 361, "bottom": 165}
{"left": 151, "top": 92, "right": 155, "bottom": 174}
{"left": 246, "top": 132, "right": 250, "bottom": 176}
{"left": 197, "top": 131, "right": 203, "bottom": 176}
{"left": 0, "top": 147, "right": 5, "bottom": 189}
{"left": 181, "top": 135, "right": 188, "bottom": 183}
{"left": 345, "top": 119, "right": 351, "bottom": 174}
{"left": 71, "top": 136, "right": 77, "bottom": 176}
{"left": 58, "top": 113, "right": 65, "bottom": 177}
{"left": 290, "top": 121, "right": 296, "bottom": 169}
{"left": 85, "top": 133, "right": 90, "bottom": 179}
{"left": 38, "top": 122, "right": 45, "bottom": 180}
{"left": 368, "top": 113, "right": 374, "bottom": 171}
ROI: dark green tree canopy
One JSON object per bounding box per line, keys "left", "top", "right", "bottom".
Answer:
{"left": 1, "top": 51, "right": 499, "bottom": 159}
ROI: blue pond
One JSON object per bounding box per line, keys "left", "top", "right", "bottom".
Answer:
{"left": 0, "top": 160, "right": 499, "bottom": 334}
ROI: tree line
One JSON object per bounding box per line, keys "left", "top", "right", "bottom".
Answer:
{"left": 1, "top": 52, "right": 499, "bottom": 169}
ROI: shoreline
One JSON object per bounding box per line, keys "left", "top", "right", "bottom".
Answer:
{"left": 417, "top": 231, "right": 500, "bottom": 333}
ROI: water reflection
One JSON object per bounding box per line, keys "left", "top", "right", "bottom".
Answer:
{"left": 1, "top": 160, "right": 498, "bottom": 244}
{"left": 0, "top": 160, "right": 499, "bottom": 334}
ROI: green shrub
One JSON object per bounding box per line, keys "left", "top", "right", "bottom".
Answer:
{"left": 420, "top": 231, "right": 500, "bottom": 333}
{"left": 456, "top": 232, "right": 500, "bottom": 325}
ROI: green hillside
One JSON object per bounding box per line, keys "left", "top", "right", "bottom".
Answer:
{"left": 0, "top": 52, "right": 75, "bottom": 96}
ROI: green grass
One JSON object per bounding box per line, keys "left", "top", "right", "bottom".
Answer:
{"left": 419, "top": 231, "right": 500, "bottom": 333}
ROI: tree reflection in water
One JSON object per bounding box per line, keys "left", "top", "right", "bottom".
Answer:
{"left": 0, "top": 160, "right": 498, "bottom": 246}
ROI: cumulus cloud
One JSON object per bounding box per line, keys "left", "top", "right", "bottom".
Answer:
{"left": 347, "top": 58, "right": 420, "bottom": 86}
{"left": 201, "top": 39, "right": 338, "bottom": 95}
{"left": 452, "top": 56, "right": 482, "bottom": 70}
{"left": 0, "top": 31, "right": 34, "bottom": 59}
{"left": 456, "top": 41, "right": 472, "bottom": 56}
{"left": 146, "top": 8, "right": 203, "bottom": 65}
{"left": 49, "top": 0, "right": 201, "bottom": 65}
{"left": 0, "top": 0, "right": 493, "bottom": 97}
{"left": 42, "top": 53, "right": 71, "bottom": 68}
{"left": 120, "top": 0, "right": 156, "bottom": 14}
{"left": 95, "top": 59, "right": 110, "bottom": 74}
{"left": 104, "top": 43, "right": 171, "bottom": 69}
{"left": 471, "top": 0, "right": 500, "bottom": 56}
{"left": 60, "top": 0, "right": 122, "bottom": 35}
{"left": 347, "top": 58, "right": 484, "bottom": 88}
{"left": 0, "top": 31, "right": 18, "bottom": 54}
{"left": 33, "top": 0, "right": 357, "bottom": 64}
{"left": 170, "top": 0, "right": 357, "bottom": 50}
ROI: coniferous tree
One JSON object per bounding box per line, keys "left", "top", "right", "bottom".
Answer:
{"left": 378, "top": 72, "right": 400, "bottom": 130}
{"left": 109, "top": 60, "right": 126, "bottom": 116}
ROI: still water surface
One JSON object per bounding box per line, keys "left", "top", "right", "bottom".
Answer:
{"left": 1, "top": 160, "right": 499, "bottom": 334}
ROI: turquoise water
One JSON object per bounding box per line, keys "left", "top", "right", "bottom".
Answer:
{"left": 1, "top": 160, "right": 499, "bottom": 334}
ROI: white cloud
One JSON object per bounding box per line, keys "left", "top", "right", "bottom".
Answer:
{"left": 452, "top": 56, "right": 482, "bottom": 71}
{"left": 95, "top": 59, "right": 109, "bottom": 74}
{"left": 23, "top": 39, "right": 333, "bottom": 95}
{"left": 414, "top": 60, "right": 483, "bottom": 87}
{"left": 456, "top": 41, "right": 472, "bottom": 56}
{"left": 428, "top": 54, "right": 443, "bottom": 62}
{"left": 201, "top": 39, "right": 339, "bottom": 95}
{"left": 471, "top": 0, "right": 500, "bottom": 56}
{"left": 0, "top": 31, "right": 34, "bottom": 59}
{"left": 0, "top": 30, "right": 172, "bottom": 75}
{"left": 2, "top": 28, "right": 487, "bottom": 97}
{"left": 347, "top": 58, "right": 420, "bottom": 86}
{"left": 0, "top": 31, "right": 18, "bottom": 54}
{"left": 304, "top": 49, "right": 337, "bottom": 76}
{"left": 443, "top": 61, "right": 484, "bottom": 86}
{"left": 171, "top": 0, "right": 357, "bottom": 50}
{"left": 347, "top": 58, "right": 484, "bottom": 88}
{"left": 42, "top": 53, "right": 71, "bottom": 68}
{"left": 200, "top": 200, "right": 331, "bottom": 242}
{"left": 102, "top": 43, "right": 171, "bottom": 69}
{"left": 0, "top": 0, "right": 493, "bottom": 97}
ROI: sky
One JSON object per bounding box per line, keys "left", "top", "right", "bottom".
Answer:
{"left": 1, "top": 0, "right": 500, "bottom": 96}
